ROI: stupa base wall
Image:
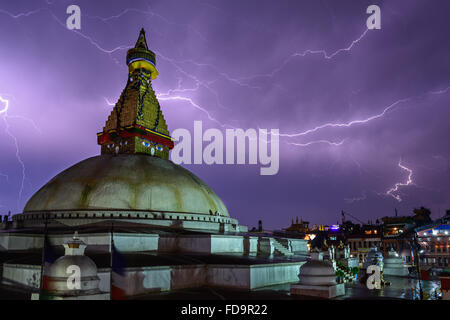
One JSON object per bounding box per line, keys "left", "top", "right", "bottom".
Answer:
{"left": 3, "top": 261, "right": 306, "bottom": 298}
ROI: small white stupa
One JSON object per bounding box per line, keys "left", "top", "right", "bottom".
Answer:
{"left": 363, "top": 247, "right": 384, "bottom": 270}
{"left": 32, "top": 232, "right": 109, "bottom": 300}
{"left": 383, "top": 248, "right": 409, "bottom": 277}
{"left": 290, "top": 249, "right": 345, "bottom": 299}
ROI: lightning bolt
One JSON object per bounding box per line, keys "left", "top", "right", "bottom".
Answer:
{"left": 157, "top": 95, "right": 231, "bottom": 128}
{"left": 0, "top": 172, "right": 9, "bottom": 182}
{"left": 385, "top": 159, "right": 414, "bottom": 202}
{"left": 49, "top": 13, "right": 130, "bottom": 56}
{"left": 279, "top": 96, "right": 413, "bottom": 138}
{"left": 287, "top": 139, "right": 345, "bottom": 147}
{"left": 0, "top": 95, "right": 27, "bottom": 211}
{"left": 103, "top": 97, "right": 116, "bottom": 108}
{"left": 0, "top": 8, "right": 44, "bottom": 19}
{"left": 295, "top": 28, "right": 370, "bottom": 60}
{"left": 345, "top": 193, "right": 367, "bottom": 204}
{"left": 235, "top": 28, "right": 370, "bottom": 83}
{"left": 86, "top": 5, "right": 207, "bottom": 41}
{"left": 0, "top": 7, "right": 130, "bottom": 65}
{"left": 156, "top": 27, "right": 371, "bottom": 89}
{"left": 279, "top": 86, "right": 450, "bottom": 145}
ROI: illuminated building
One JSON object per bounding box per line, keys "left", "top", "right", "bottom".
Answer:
{"left": 416, "top": 211, "right": 450, "bottom": 271}
{"left": 283, "top": 217, "right": 311, "bottom": 236}
{"left": 381, "top": 207, "right": 432, "bottom": 265}
{"left": 347, "top": 233, "right": 382, "bottom": 265}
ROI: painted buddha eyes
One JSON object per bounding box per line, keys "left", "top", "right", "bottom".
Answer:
{"left": 139, "top": 139, "right": 164, "bottom": 154}
{"left": 107, "top": 141, "right": 127, "bottom": 149}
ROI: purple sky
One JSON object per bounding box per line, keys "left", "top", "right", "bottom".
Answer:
{"left": 1, "top": 0, "right": 449, "bottom": 230}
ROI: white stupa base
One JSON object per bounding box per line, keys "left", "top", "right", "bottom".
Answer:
{"left": 290, "top": 283, "right": 345, "bottom": 299}
{"left": 31, "top": 292, "right": 110, "bottom": 300}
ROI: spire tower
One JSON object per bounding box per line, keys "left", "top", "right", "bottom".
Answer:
{"left": 97, "top": 28, "right": 173, "bottom": 159}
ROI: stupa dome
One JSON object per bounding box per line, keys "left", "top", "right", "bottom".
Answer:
{"left": 298, "top": 251, "right": 337, "bottom": 286}
{"left": 47, "top": 234, "right": 101, "bottom": 294}
{"left": 23, "top": 154, "right": 229, "bottom": 217}
{"left": 49, "top": 256, "right": 98, "bottom": 279}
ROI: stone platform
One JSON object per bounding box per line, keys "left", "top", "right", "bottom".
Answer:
{"left": 2, "top": 253, "right": 307, "bottom": 296}
{"left": 290, "top": 283, "right": 345, "bottom": 299}
{"left": 31, "top": 292, "right": 110, "bottom": 300}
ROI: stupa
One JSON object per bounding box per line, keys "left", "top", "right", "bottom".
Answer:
{"left": 14, "top": 28, "right": 242, "bottom": 233}
{"left": 362, "top": 247, "right": 384, "bottom": 270}
{"left": 290, "top": 249, "right": 345, "bottom": 299}
{"left": 32, "top": 232, "right": 108, "bottom": 300}
{"left": 0, "top": 29, "right": 309, "bottom": 299}
{"left": 358, "top": 246, "right": 384, "bottom": 286}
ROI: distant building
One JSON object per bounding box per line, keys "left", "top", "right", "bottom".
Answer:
{"left": 347, "top": 233, "right": 382, "bottom": 264}
{"left": 381, "top": 207, "right": 432, "bottom": 264}
{"left": 337, "top": 212, "right": 382, "bottom": 264}
{"left": 416, "top": 211, "right": 450, "bottom": 271}
{"left": 284, "top": 217, "right": 310, "bottom": 235}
